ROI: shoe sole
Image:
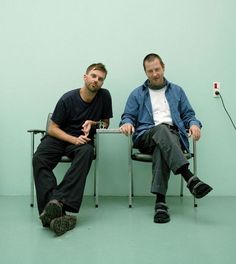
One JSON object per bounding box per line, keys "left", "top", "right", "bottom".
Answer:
{"left": 50, "top": 216, "right": 77, "bottom": 236}
{"left": 154, "top": 207, "right": 170, "bottom": 224}
{"left": 154, "top": 215, "right": 170, "bottom": 224}
{"left": 154, "top": 218, "right": 170, "bottom": 223}
{"left": 40, "top": 200, "right": 63, "bottom": 226}
{"left": 195, "top": 186, "right": 213, "bottom": 199}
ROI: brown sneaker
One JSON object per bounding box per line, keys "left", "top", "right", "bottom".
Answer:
{"left": 50, "top": 215, "right": 77, "bottom": 236}
{"left": 40, "top": 200, "right": 63, "bottom": 227}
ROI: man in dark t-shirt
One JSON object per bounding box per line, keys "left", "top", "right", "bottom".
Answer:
{"left": 33, "top": 63, "right": 113, "bottom": 236}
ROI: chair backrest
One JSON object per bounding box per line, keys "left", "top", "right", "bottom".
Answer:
{"left": 46, "top": 113, "right": 53, "bottom": 133}
{"left": 45, "top": 113, "right": 72, "bottom": 162}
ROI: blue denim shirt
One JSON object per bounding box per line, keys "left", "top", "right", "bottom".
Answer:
{"left": 120, "top": 79, "right": 202, "bottom": 151}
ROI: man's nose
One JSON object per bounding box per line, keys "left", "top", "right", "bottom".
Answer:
{"left": 153, "top": 71, "right": 158, "bottom": 77}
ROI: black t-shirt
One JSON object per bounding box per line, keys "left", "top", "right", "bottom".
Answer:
{"left": 51, "top": 88, "right": 113, "bottom": 139}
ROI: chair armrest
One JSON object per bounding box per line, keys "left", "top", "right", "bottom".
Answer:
{"left": 27, "top": 129, "right": 46, "bottom": 135}
{"left": 27, "top": 129, "right": 46, "bottom": 157}
{"left": 96, "top": 128, "right": 121, "bottom": 134}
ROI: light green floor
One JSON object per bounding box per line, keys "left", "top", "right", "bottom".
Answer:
{"left": 0, "top": 195, "right": 235, "bottom": 264}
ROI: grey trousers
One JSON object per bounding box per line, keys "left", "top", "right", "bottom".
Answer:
{"left": 136, "top": 124, "right": 189, "bottom": 195}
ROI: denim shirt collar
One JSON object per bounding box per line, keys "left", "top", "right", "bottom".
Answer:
{"left": 142, "top": 78, "right": 170, "bottom": 91}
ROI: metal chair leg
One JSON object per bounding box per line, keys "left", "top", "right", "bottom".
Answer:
{"left": 193, "top": 140, "right": 198, "bottom": 207}
{"left": 128, "top": 135, "right": 133, "bottom": 208}
{"left": 180, "top": 176, "right": 184, "bottom": 197}
{"left": 30, "top": 132, "right": 34, "bottom": 207}
{"left": 94, "top": 134, "right": 99, "bottom": 208}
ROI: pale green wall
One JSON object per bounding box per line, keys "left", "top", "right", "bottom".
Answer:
{"left": 0, "top": 0, "right": 235, "bottom": 196}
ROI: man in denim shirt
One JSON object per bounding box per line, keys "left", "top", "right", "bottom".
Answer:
{"left": 120, "top": 53, "right": 212, "bottom": 223}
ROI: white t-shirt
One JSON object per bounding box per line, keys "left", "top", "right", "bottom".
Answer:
{"left": 148, "top": 87, "right": 173, "bottom": 126}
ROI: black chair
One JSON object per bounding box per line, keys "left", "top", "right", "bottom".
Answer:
{"left": 127, "top": 134, "right": 198, "bottom": 208}
{"left": 27, "top": 113, "right": 97, "bottom": 207}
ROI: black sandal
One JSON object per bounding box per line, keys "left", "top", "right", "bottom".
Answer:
{"left": 187, "top": 176, "right": 213, "bottom": 199}
{"left": 154, "top": 202, "right": 170, "bottom": 223}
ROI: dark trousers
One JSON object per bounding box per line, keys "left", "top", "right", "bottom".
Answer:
{"left": 136, "top": 124, "right": 189, "bottom": 195}
{"left": 33, "top": 136, "right": 94, "bottom": 214}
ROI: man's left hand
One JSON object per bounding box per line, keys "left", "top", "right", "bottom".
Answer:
{"left": 82, "top": 120, "right": 93, "bottom": 136}
{"left": 189, "top": 125, "right": 201, "bottom": 141}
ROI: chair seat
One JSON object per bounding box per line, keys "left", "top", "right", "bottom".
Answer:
{"left": 60, "top": 156, "right": 72, "bottom": 162}
{"left": 131, "top": 153, "right": 152, "bottom": 162}
{"left": 60, "top": 153, "right": 96, "bottom": 163}
{"left": 131, "top": 152, "right": 193, "bottom": 162}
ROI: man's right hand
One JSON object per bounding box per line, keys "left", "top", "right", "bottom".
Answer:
{"left": 120, "top": 123, "right": 135, "bottom": 136}
{"left": 73, "top": 135, "right": 91, "bottom": 145}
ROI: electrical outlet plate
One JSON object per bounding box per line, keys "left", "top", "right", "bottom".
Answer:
{"left": 213, "top": 82, "right": 220, "bottom": 97}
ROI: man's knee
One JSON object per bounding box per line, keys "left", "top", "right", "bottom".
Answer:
{"left": 86, "top": 144, "right": 95, "bottom": 158}
{"left": 75, "top": 144, "right": 95, "bottom": 159}
{"left": 156, "top": 124, "right": 169, "bottom": 135}
{"left": 152, "top": 124, "right": 169, "bottom": 142}
{"left": 33, "top": 149, "right": 56, "bottom": 170}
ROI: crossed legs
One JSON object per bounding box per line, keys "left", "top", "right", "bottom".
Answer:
{"left": 137, "top": 124, "right": 212, "bottom": 223}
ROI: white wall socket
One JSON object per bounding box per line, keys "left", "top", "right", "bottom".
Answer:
{"left": 213, "top": 82, "right": 220, "bottom": 97}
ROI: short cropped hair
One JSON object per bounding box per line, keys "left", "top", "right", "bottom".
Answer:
{"left": 86, "top": 63, "right": 107, "bottom": 78}
{"left": 143, "top": 53, "right": 165, "bottom": 70}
